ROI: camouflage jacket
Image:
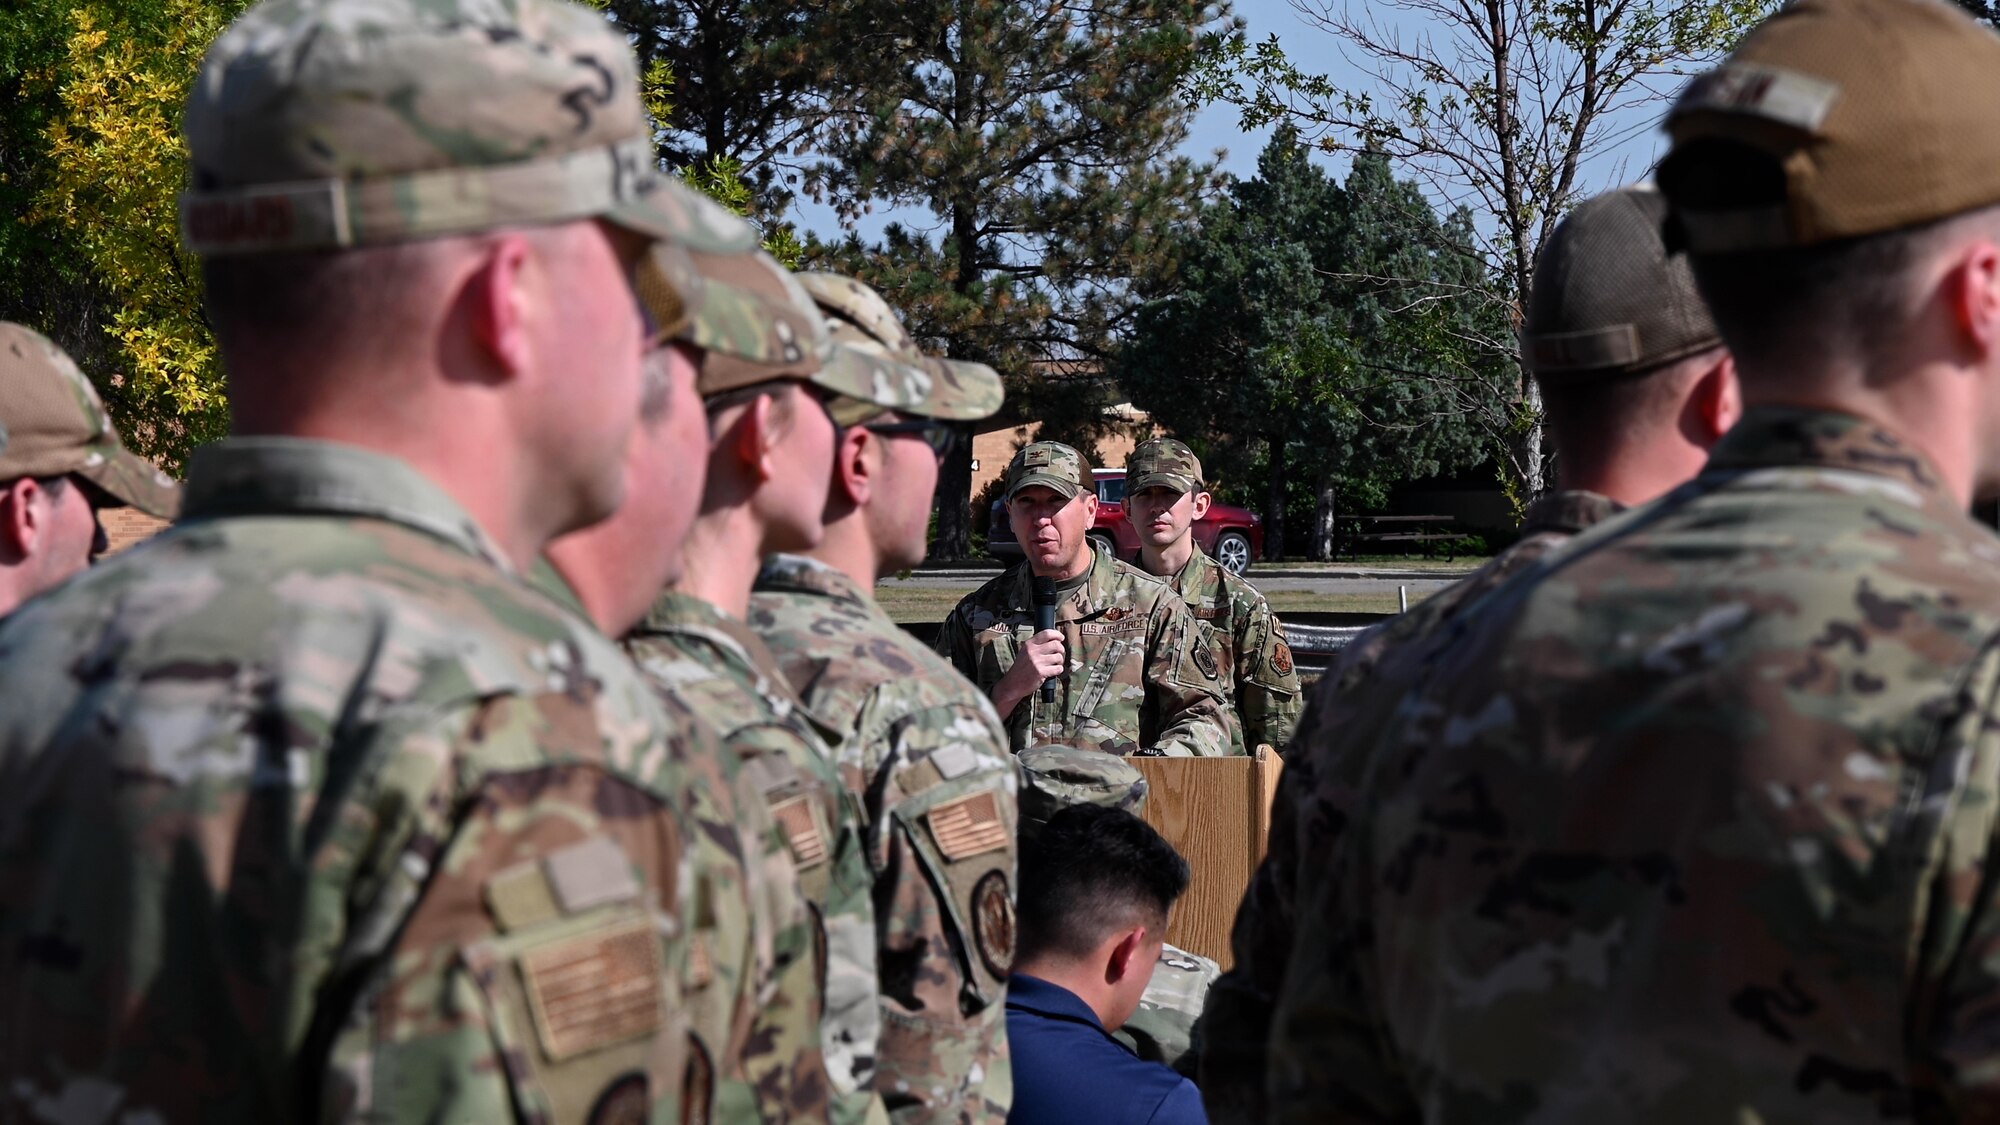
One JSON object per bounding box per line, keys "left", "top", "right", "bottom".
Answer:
{"left": 1199, "top": 487, "right": 1621, "bottom": 1122}
{"left": 1114, "top": 943, "right": 1219, "bottom": 1076}
{"left": 1158, "top": 547, "right": 1303, "bottom": 752}
{"left": 0, "top": 439, "right": 718, "bottom": 1124}
{"left": 1261, "top": 408, "right": 2000, "bottom": 1123}
{"left": 750, "top": 553, "right": 1017, "bottom": 1124}
{"left": 625, "top": 590, "right": 883, "bottom": 1125}
{"left": 933, "top": 545, "right": 1240, "bottom": 757}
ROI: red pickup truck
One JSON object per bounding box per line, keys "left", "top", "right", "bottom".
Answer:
{"left": 986, "top": 467, "right": 1264, "bottom": 575}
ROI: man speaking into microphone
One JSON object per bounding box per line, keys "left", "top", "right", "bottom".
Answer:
{"left": 936, "top": 441, "right": 1240, "bottom": 756}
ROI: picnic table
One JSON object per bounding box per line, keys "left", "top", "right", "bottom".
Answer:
{"left": 1336, "top": 513, "right": 1468, "bottom": 560}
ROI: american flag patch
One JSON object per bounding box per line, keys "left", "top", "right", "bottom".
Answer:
{"left": 928, "top": 792, "right": 1010, "bottom": 861}
{"left": 771, "top": 795, "right": 828, "bottom": 868}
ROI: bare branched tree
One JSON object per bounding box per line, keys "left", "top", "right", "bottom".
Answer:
{"left": 1206, "top": 0, "right": 1770, "bottom": 500}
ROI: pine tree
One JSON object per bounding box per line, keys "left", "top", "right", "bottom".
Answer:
{"left": 819, "top": 0, "right": 1237, "bottom": 560}
{"left": 1120, "top": 133, "right": 1508, "bottom": 560}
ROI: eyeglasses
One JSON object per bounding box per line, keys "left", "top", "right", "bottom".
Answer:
{"left": 863, "top": 418, "right": 958, "bottom": 458}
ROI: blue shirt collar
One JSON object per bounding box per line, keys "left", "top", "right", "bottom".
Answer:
{"left": 1006, "top": 973, "right": 1106, "bottom": 1030}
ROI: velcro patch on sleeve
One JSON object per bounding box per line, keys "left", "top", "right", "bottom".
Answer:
{"left": 544, "top": 835, "right": 642, "bottom": 915}
{"left": 520, "top": 919, "right": 664, "bottom": 1061}
{"left": 927, "top": 791, "right": 1011, "bottom": 861}
{"left": 770, "top": 794, "right": 829, "bottom": 869}
{"left": 487, "top": 862, "right": 562, "bottom": 932}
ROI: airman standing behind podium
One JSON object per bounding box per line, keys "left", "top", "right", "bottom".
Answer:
{"left": 0, "top": 0, "right": 766, "bottom": 1119}
{"left": 935, "top": 442, "right": 1239, "bottom": 757}
{"left": 1258, "top": 0, "right": 2000, "bottom": 1120}
{"left": 1124, "top": 438, "right": 1301, "bottom": 753}
{"left": 750, "top": 273, "right": 1019, "bottom": 1124}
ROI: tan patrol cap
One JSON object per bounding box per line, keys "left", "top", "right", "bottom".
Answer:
{"left": 180, "top": 0, "right": 759, "bottom": 259}
{"left": 1659, "top": 0, "right": 2000, "bottom": 252}
{"left": 1126, "top": 438, "right": 1202, "bottom": 495}
{"left": 643, "top": 247, "right": 907, "bottom": 425}
{"left": 1523, "top": 187, "right": 1721, "bottom": 376}
{"left": 1005, "top": 441, "right": 1089, "bottom": 501}
{"left": 0, "top": 323, "right": 179, "bottom": 518}
{"left": 796, "top": 273, "right": 1005, "bottom": 423}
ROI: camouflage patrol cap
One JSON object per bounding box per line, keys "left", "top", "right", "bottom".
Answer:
{"left": 1005, "top": 441, "right": 1089, "bottom": 501}
{"left": 1016, "top": 746, "right": 1148, "bottom": 844}
{"left": 0, "top": 323, "right": 179, "bottom": 518}
{"left": 180, "top": 0, "right": 760, "bottom": 259}
{"left": 1659, "top": 0, "right": 2000, "bottom": 252}
{"left": 1126, "top": 438, "right": 1203, "bottom": 495}
{"left": 796, "top": 273, "right": 1005, "bottom": 423}
{"left": 655, "top": 249, "right": 893, "bottom": 422}
{"left": 1523, "top": 186, "right": 1721, "bottom": 378}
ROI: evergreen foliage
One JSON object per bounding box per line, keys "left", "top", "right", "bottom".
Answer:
{"left": 817, "top": 0, "right": 1238, "bottom": 559}
{"left": 1120, "top": 131, "right": 1510, "bottom": 560}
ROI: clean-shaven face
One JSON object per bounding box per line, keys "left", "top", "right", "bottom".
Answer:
{"left": 1010, "top": 484, "right": 1097, "bottom": 577}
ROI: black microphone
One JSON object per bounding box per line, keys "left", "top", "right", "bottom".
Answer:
{"left": 1033, "top": 576, "right": 1059, "bottom": 705}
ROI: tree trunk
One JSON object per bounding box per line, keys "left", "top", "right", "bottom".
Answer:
{"left": 931, "top": 441, "right": 975, "bottom": 561}
{"left": 1264, "top": 436, "right": 1288, "bottom": 561}
{"left": 1310, "top": 476, "right": 1338, "bottom": 562}
{"left": 1507, "top": 379, "right": 1546, "bottom": 505}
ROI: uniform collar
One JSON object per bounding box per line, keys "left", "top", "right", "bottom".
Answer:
{"left": 757, "top": 552, "right": 871, "bottom": 608}
{"left": 1704, "top": 406, "right": 1948, "bottom": 498}
{"left": 181, "top": 437, "right": 511, "bottom": 571}
{"left": 635, "top": 590, "right": 810, "bottom": 709}
{"left": 1520, "top": 490, "right": 1624, "bottom": 536}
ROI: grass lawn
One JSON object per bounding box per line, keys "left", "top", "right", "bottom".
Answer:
{"left": 873, "top": 583, "right": 1431, "bottom": 624}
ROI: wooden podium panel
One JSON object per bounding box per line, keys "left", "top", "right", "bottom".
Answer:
{"left": 1130, "top": 747, "right": 1284, "bottom": 969}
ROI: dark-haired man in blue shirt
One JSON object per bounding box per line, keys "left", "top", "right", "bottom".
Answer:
{"left": 1006, "top": 803, "right": 1207, "bottom": 1125}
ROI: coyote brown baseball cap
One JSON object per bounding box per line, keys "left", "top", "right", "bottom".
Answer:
{"left": 1659, "top": 0, "right": 2000, "bottom": 252}
{"left": 1524, "top": 186, "right": 1721, "bottom": 376}
{"left": 0, "top": 323, "right": 179, "bottom": 518}
{"left": 180, "top": 0, "right": 759, "bottom": 259}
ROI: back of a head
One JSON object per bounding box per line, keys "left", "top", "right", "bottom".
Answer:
{"left": 1524, "top": 185, "right": 1723, "bottom": 475}
{"left": 1657, "top": 0, "right": 2000, "bottom": 378}
{"left": 1016, "top": 804, "right": 1189, "bottom": 965}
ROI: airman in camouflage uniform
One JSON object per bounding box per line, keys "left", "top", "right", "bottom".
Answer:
{"left": 936, "top": 442, "right": 1239, "bottom": 757}
{"left": 544, "top": 246, "right": 840, "bottom": 1120}
{"left": 0, "top": 322, "right": 179, "bottom": 619}
{"left": 1252, "top": 2, "right": 2000, "bottom": 1120}
{"left": 1014, "top": 747, "right": 1217, "bottom": 1074}
{"left": 606, "top": 250, "right": 913, "bottom": 1125}
{"left": 1204, "top": 186, "right": 1741, "bottom": 1122}
{"left": 0, "top": 0, "right": 768, "bottom": 1119}
{"left": 749, "top": 274, "right": 1018, "bottom": 1123}
{"left": 1124, "top": 439, "right": 1300, "bottom": 752}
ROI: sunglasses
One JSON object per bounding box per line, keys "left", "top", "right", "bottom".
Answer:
{"left": 863, "top": 418, "right": 959, "bottom": 457}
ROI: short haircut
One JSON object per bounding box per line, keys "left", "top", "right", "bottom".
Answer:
{"left": 1015, "top": 805, "right": 1190, "bottom": 964}
{"left": 1663, "top": 139, "right": 2000, "bottom": 375}
{"left": 202, "top": 239, "right": 465, "bottom": 366}
{"left": 1537, "top": 347, "right": 1718, "bottom": 476}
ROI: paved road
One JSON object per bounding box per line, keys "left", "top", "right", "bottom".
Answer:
{"left": 881, "top": 569, "right": 1468, "bottom": 599}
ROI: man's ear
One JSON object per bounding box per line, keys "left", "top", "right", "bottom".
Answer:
{"left": 1692, "top": 352, "right": 1743, "bottom": 447}
{"left": 723, "top": 394, "right": 782, "bottom": 485}
{"left": 465, "top": 233, "right": 537, "bottom": 383}
{"left": 0, "top": 478, "right": 43, "bottom": 560}
{"left": 1190, "top": 491, "right": 1213, "bottom": 520}
{"left": 1104, "top": 924, "right": 1148, "bottom": 986}
{"left": 1947, "top": 237, "right": 2000, "bottom": 365}
{"left": 835, "top": 425, "right": 876, "bottom": 507}
{"left": 1080, "top": 491, "right": 1100, "bottom": 522}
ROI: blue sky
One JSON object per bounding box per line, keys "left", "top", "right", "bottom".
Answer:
{"left": 785, "top": 0, "right": 1690, "bottom": 248}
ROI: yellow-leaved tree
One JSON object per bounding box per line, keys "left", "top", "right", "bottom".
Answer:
{"left": 34, "top": 0, "right": 250, "bottom": 466}
{"left": 32, "top": 1, "right": 800, "bottom": 469}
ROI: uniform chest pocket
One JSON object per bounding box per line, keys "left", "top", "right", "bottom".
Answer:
{"left": 1072, "top": 636, "right": 1134, "bottom": 718}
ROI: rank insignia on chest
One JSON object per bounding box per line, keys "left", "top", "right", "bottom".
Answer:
{"left": 1103, "top": 607, "right": 1127, "bottom": 622}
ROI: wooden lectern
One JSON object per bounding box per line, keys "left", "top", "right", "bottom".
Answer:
{"left": 1129, "top": 746, "right": 1285, "bottom": 970}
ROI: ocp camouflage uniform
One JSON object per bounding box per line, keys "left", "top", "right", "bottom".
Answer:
{"left": 752, "top": 553, "right": 1017, "bottom": 1123}
{"left": 1014, "top": 746, "right": 1218, "bottom": 1073}
{"left": 936, "top": 543, "right": 1239, "bottom": 757}
{"left": 1199, "top": 487, "right": 1619, "bottom": 1118}
{"left": 0, "top": 0, "right": 799, "bottom": 1119}
{"left": 0, "top": 443, "right": 714, "bottom": 1122}
{"left": 626, "top": 591, "right": 883, "bottom": 1124}
{"left": 1163, "top": 548, "right": 1301, "bottom": 753}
